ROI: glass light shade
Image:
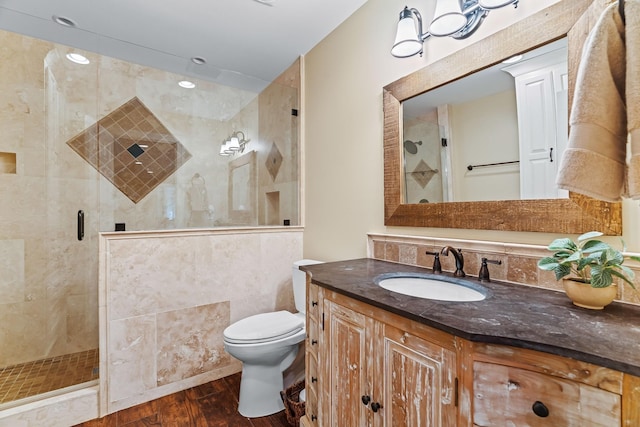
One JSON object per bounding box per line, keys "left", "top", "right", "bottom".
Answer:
{"left": 429, "top": 0, "right": 468, "bottom": 37}
{"left": 219, "top": 142, "right": 230, "bottom": 156}
{"left": 478, "top": 0, "right": 517, "bottom": 9}
{"left": 391, "top": 14, "right": 423, "bottom": 58}
{"left": 227, "top": 136, "right": 240, "bottom": 151}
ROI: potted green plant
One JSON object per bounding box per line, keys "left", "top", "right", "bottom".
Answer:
{"left": 538, "top": 231, "right": 640, "bottom": 309}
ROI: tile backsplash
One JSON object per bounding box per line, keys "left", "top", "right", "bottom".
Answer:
{"left": 368, "top": 233, "right": 640, "bottom": 306}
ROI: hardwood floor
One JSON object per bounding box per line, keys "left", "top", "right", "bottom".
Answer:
{"left": 73, "top": 373, "right": 292, "bottom": 427}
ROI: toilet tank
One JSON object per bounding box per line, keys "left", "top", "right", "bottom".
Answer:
{"left": 293, "top": 259, "right": 323, "bottom": 314}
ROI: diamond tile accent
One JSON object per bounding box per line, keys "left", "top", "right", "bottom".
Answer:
{"left": 411, "top": 159, "right": 438, "bottom": 188}
{"left": 265, "top": 142, "right": 283, "bottom": 181}
{"left": 67, "top": 97, "right": 191, "bottom": 203}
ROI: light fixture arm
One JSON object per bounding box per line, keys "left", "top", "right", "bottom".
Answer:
{"left": 407, "top": 7, "right": 432, "bottom": 43}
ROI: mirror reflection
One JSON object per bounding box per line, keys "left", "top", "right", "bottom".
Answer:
{"left": 402, "top": 38, "right": 568, "bottom": 203}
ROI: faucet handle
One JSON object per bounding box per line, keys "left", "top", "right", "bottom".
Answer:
{"left": 425, "top": 251, "right": 442, "bottom": 273}
{"left": 478, "top": 258, "right": 502, "bottom": 282}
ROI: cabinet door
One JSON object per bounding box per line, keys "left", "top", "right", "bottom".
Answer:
{"left": 473, "top": 361, "right": 621, "bottom": 426}
{"left": 379, "top": 324, "right": 457, "bottom": 427}
{"left": 324, "top": 300, "right": 375, "bottom": 426}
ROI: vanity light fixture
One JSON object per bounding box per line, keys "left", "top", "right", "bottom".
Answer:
{"left": 219, "top": 131, "right": 250, "bottom": 156}
{"left": 391, "top": 0, "right": 520, "bottom": 58}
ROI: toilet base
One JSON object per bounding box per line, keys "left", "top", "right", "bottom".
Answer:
{"left": 237, "top": 363, "right": 286, "bottom": 417}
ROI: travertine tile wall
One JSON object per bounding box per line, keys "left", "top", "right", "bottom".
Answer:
{"left": 257, "top": 62, "right": 300, "bottom": 226}
{"left": 99, "top": 227, "right": 303, "bottom": 415}
{"left": 368, "top": 233, "right": 640, "bottom": 306}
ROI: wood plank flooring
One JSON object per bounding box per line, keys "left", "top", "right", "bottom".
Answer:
{"left": 73, "top": 373, "right": 292, "bottom": 427}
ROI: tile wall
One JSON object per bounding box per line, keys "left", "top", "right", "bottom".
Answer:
{"left": 99, "top": 227, "right": 304, "bottom": 415}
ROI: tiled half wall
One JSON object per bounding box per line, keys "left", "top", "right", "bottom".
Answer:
{"left": 100, "top": 227, "right": 303, "bottom": 415}
{"left": 368, "top": 233, "right": 640, "bottom": 306}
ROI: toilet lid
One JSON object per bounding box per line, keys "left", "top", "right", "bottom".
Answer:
{"left": 224, "top": 311, "right": 304, "bottom": 344}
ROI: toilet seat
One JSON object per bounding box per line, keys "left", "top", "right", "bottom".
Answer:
{"left": 224, "top": 310, "right": 304, "bottom": 344}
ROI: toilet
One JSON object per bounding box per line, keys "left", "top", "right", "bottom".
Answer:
{"left": 223, "top": 259, "right": 322, "bottom": 418}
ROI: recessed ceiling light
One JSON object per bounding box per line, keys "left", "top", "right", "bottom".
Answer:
{"left": 502, "top": 54, "right": 523, "bottom": 64}
{"left": 52, "top": 15, "right": 77, "bottom": 27}
{"left": 191, "top": 57, "right": 207, "bottom": 65}
{"left": 178, "top": 80, "right": 196, "bottom": 89}
{"left": 66, "top": 53, "right": 90, "bottom": 65}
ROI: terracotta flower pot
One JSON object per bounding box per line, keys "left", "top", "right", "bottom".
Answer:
{"left": 562, "top": 279, "right": 618, "bottom": 310}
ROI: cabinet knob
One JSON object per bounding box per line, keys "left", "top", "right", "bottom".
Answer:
{"left": 311, "top": 414, "right": 317, "bottom": 421}
{"left": 532, "top": 401, "right": 549, "bottom": 417}
{"left": 370, "top": 402, "right": 382, "bottom": 413}
{"left": 311, "top": 376, "right": 317, "bottom": 383}
{"left": 311, "top": 339, "right": 318, "bottom": 345}
{"left": 361, "top": 395, "right": 371, "bottom": 405}
{"left": 312, "top": 301, "right": 318, "bottom": 306}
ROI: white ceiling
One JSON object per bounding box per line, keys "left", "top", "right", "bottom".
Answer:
{"left": 0, "top": 0, "right": 368, "bottom": 92}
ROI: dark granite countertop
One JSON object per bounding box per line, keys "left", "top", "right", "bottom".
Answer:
{"left": 301, "top": 258, "right": 640, "bottom": 377}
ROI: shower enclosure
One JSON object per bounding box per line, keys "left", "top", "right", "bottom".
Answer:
{"left": 0, "top": 28, "right": 300, "bottom": 406}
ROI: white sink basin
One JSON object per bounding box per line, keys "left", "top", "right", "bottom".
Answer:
{"left": 375, "top": 274, "right": 487, "bottom": 302}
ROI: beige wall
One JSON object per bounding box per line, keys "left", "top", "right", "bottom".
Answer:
{"left": 451, "top": 90, "right": 520, "bottom": 202}
{"left": 303, "top": 0, "right": 640, "bottom": 261}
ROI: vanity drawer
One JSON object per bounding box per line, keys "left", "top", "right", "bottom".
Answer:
{"left": 307, "top": 282, "right": 320, "bottom": 320}
{"left": 306, "top": 316, "right": 319, "bottom": 357}
{"left": 303, "top": 384, "right": 319, "bottom": 426}
{"left": 473, "top": 361, "right": 621, "bottom": 426}
{"left": 305, "top": 352, "right": 320, "bottom": 425}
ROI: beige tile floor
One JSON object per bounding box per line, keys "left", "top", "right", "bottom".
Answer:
{"left": 0, "top": 348, "right": 98, "bottom": 403}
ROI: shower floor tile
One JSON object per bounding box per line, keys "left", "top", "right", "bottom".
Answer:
{"left": 0, "top": 348, "right": 99, "bottom": 404}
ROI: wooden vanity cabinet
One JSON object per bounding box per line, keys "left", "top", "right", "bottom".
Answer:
{"left": 301, "top": 281, "right": 640, "bottom": 427}
{"left": 302, "top": 286, "right": 458, "bottom": 427}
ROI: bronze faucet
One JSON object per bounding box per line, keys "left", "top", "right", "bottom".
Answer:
{"left": 441, "top": 246, "right": 465, "bottom": 277}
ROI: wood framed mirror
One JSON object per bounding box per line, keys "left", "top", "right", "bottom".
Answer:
{"left": 383, "top": 0, "right": 621, "bottom": 234}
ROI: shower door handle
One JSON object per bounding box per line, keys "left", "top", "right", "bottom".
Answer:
{"left": 77, "top": 210, "right": 84, "bottom": 241}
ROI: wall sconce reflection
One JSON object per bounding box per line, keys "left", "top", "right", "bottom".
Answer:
{"left": 219, "top": 131, "right": 250, "bottom": 156}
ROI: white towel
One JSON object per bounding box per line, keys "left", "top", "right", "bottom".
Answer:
{"left": 556, "top": 3, "right": 627, "bottom": 201}
{"left": 625, "top": 0, "right": 640, "bottom": 198}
